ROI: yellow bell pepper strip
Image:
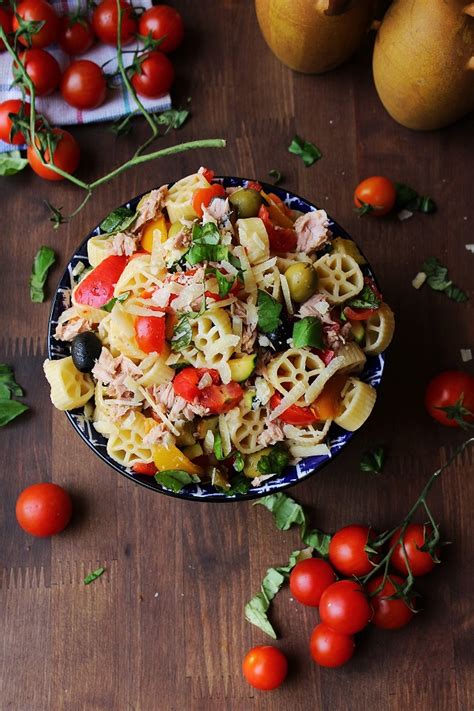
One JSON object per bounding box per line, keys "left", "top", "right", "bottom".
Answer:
{"left": 153, "top": 444, "right": 203, "bottom": 476}
{"left": 141, "top": 215, "right": 168, "bottom": 253}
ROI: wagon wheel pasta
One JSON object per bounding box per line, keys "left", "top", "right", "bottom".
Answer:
{"left": 45, "top": 169, "right": 394, "bottom": 494}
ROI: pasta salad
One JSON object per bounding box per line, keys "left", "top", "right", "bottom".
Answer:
{"left": 44, "top": 168, "right": 395, "bottom": 494}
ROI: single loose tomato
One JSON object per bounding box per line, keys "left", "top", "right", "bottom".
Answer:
{"left": 13, "top": 0, "right": 60, "bottom": 48}
{"left": 132, "top": 462, "right": 157, "bottom": 475}
{"left": 131, "top": 51, "right": 174, "bottom": 99}
{"left": 242, "top": 646, "right": 288, "bottom": 691}
{"left": 0, "top": 7, "right": 13, "bottom": 51}
{"left": 319, "top": 580, "right": 372, "bottom": 635}
{"left": 92, "top": 0, "right": 137, "bottom": 45}
{"left": 258, "top": 204, "right": 297, "bottom": 252}
{"left": 425, "top": 371, "right": 474, "bottom": 428}
{"left": 309, "top": 623, "right": 355, "bottom": 668}
{"left": 16, "top": 483, "right": 72, "bottom": 537}
{"left": 329, "top": 524, "right": 379, "bottom": 577}
{"left": 192, "top": 183, "right": 226, "bottom": 218}
{"left": 16, "top": 48, "right": 61, "bottom": 96}
{"left": 289, "top": 557, "right": 336, "bottom": 607}
{"left": 366, "top": 574, "right": 415, "bottom": 630}
{"left": 59, "top": 15, "right": 94, "bottom": 55}
{"left": 27, "top": 127, "right": 80, "bottom": 180}
{"left": 0, "top": 99, "right": 30, "bottom": 145}
{"left": 60, "top": 59, "right": 106, "bottom": 110}
{"left": 389, "top": 524, "right": 438, "bottom": 577}
{"left": 270, "top": 393, "right": 318, "bottom": 426}
{"left": 134, "top": 315, "right": 166, "bottom": 354}
{"left": 138, "top": 5, "right": 184, "bottom": 53}
{"left": 354, "top": 176, "right": 396, "bottom": 217}
{"left": 74, "top": 255, "right": 128, "bottom": 307}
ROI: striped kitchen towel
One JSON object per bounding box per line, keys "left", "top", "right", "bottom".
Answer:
{"left": 0, "top": 0, "right": 172, "bottom": 151}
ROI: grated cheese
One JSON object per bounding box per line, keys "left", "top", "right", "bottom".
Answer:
{"left": 138, "top": 385, "right": 180, "bottom": 436}
{"left": 412, "top": 272, "right": 427, "bottom": 289}
{"left": 279, "top": 274, "right": 294, "bottom": 315}
{"left": 460, "top": 348, "right": 473, "bottom": 363}
{"left": 289, "top": 443, "right": 331, "bottom": 458}
{"left": 232, "top": 315, "right": 243, "bottom": 339}
{"left": 218, "top": 414, "right": 232, "bottom": 456}
{"left": 465, "top": 244, "right": 474, "bottom": 254}
{"left": 304, "top": 356, "right": 345, "bottom": 405}
{"left": 216, "top": 361, "right": 232, "bottom": 385}
{"left": 234, "top": 246, "right": 257, "bottom": 295}
{"left": 125, "top": 305, "right": 166, "bottom": 318}
{"left": 268, "top": 382, "right": 306, "bottom": 422}
{"left": 398, "top": 209, "right": 413, "bottom": 221}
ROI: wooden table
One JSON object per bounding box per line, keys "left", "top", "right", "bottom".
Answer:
{"left": 1, "top": 2, "right": 473, "bottom": 709}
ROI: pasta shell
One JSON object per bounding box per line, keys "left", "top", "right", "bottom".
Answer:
{"left": 43, "top": 357, "right": 94, "bottom": 411}
{"left": 362, "top": 303, "right": 395, "bottom": 355}
{"left": 334, "top": 378, "right": 376, "bottom": 431}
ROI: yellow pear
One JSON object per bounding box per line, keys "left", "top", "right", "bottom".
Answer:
{"left": 373, "top": 0, "right": 474, "bottom": 130}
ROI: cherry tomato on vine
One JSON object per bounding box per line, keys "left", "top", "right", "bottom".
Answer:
{"left": 425, "top": 371, "right": 474, "bottom": 428}
{"left": 389, "top": 524, "right": 438, "bottom": 577}
{"left": 13, "top": 0, "right": 60, "bottom": 48}
{"left": 328, "top": 524, "right": 379, "bottom": 577}
{"left": 138, "top": 5, "right": 184, "bottom": 53}
{"left": 16, "top": 48, "right": 61, "bottom": 96}
{"left": 60, "top": 60, "right": 106, "bottom": 110}
{"left": 319, "top": 580, "right": 372, "bottom": 635}
{"left": 16, "top": 483, "right": 72, "bottom": 537}
{"left": 366, "top": 574, "right": 415, "bottom": 630}
{"left": 354, "top": 176, "right": 396, "bottom": 217}
{"left": 0, "top": 99, "right": 30, "bottom": 145}
{"left": 289, "top": 557, "right": 336, "bottom": 607}
{"left": 92, "top": 0, "right": 137, "bottom": 45}
{"left": 309, "top": 623, "right": 355, "bottom": 668}
{"left": 0, "top": 7, "right": 13, "bottom": 51}
{"left": 242, "top": 646, "right": 288, "bottom": 691}
{"left": 27, "top": 127, "right": 80, "bottom": 180}
{"left": 130, "top": 50, "right": 174, "bottom": 99}
{"left": 59, "top": 14, "right": 94, "bottom": 55}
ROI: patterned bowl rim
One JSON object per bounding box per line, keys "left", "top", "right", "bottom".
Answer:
{"left": 47, "top": 176, "right": 386, "bottom": 502}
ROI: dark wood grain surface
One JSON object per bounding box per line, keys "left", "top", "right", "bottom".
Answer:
{"left": 1, "top": 2, "right": 473, "bottom": 709}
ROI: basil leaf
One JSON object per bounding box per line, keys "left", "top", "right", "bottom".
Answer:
{"left": 222, "top": 472, "right": 251, "bottom": 495}
{"left": 84, "top": 567, "right": 105, "bottom": 585}
{"left": 244, "top": 548, "right": 313, "bottom": 638}
{"left": 302, "top": 529, "right": 332, "bottom": 556}
{"left": 30, "top": 246, "right": 56, "bottom": 303}
{"left": 171, "top": 314, "right": 193, "bottom": 351}
{"left": 101, "top": 291, "right": 130, "bottom": 312}
{"left": 445, "top": 284, "right": 469, "bottom": 303}
{"left": 213, "top": 432, "right": 226, "bottom": 461}
{"left": 268, "top": 169, "right": 282, "bottom": 185}
{"left": 292, "top": 317, "right": 324, "bottom": 349}
{"left": 100, "top": 206, "right": 136, "bottom": 233}
{"left": 347, "top": 285, "right": 380, "bottom": 310}
{"left": 156, "top": 108, "right": 190, "bottom": 130}
{"left": 208, "top": 268, "right": 235, "bottom": 297}
{"left": 288, "top": 135, "right": 322, "bottom": 167}
{"left": 227, "top": 253, "right": 243, "bottom": 272}
{"left": 257, "top": 445, "right": 289, "bottom": 476}
{"left": 0, "top": 363, "right": 24, "bottom": 397}
{"left": 154, "top": 469, "right": 196, "bottom": 493}
{"left": 257, "top": 290, "right": 282, "bottom": 333}
{"left": 360, "top": 446, "right": 386, "bottom": 475}
{"left": 186, "top": 243, "right": 228, "bottom": 265}
{"left": 192, "top": 222, "right": 220, "bottom": 245}
{"left": 395, "top": 183, "right": 436, "bottom": 214}
{"left": 0, "top": 399, "right": 29, "bottom": 427}
{"left": 421, "top": 257, "right": 468, "bottom": 302}
{"left": 233, "top": 452, "right": 245, "bottom": 472}
{"left": 0, "top": 150, "right": 28, "bottom": 177}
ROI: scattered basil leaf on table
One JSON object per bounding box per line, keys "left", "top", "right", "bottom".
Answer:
{"left": 288, "top": 135, "right": 322, "bottom": 167}
{"left": 100, "top": 206, "right": 137, "bottom": 233}
{"left": 102, "top": 291, "right": 131, "bottom": 313}
{"left": 84, "top": 567, "right": 106, "bottom": 585}
{"left": 360, "top": 446, "right": 386, "bottom": 475}
{"left": 257, "top": 446, "right": 290, "bottom": 476}
{"left": 0, "top": 150, "right": 28, "bottom": 176}
{"left": 257, "top": 290, "right": 282, "bottom": 333}
{"left": 0, "top": 399, "right": 29, "bottom": 427}
{"left": 30, "top": 246, "right": 56, "bottom": 303}
{"left": 154, "top": 469, "right": 197, "bottom": 493}
{"left": 268, "top": 169, "right": 283, "bottom": 185}
{"left": 395, "top": 182, "right": 436, "bottom": 214}
{"left": 292, "top": 317, "right": 324, "bottom": 349}
{"left": 0, "top": 364, "right": 24, "bottom": 398}
{"left": 421, "top": 257, "right": 468, "bottom": 303}
{"left": 156, "top": 108, "right": 190, "bottom": 130}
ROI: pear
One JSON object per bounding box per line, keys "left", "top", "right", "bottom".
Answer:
{"left": 255, "top": 0, "right": 375, "bottom": 74}
{"left": 373, "top": 0, "right": 474, "bottom": 130}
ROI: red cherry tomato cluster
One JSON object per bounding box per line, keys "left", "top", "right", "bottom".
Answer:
{"left": 0, "top": 2, "right": 184, "bottom": 179}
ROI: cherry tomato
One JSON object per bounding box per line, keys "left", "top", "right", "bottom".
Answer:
{"left": 309, "top": 623, "right": 355, "bottom": 668}
{"left": 0, "top": 99, "right": 30, "bottom": 145}
{"left": 16, "top": 48, "right": 61, "bottom": 96}
{"left": 74, "top": 255, "right": 128, "bottom": 307}
{"left": 59, "top": 15, "right": 94, "bottom": 55}
{"left": 132, "top": 462, "right": 157, "bottom": 475}
{"left": 200, "top": 383, "right": 243, "bottom": 414}
{"left": 131, "top": 50, "right": 174, "bottom": 99}
{"left": 16, "top": 483, "right": 72, "bottom": 537}
{"left": 27, "top": 127, "right": 80, "bottom": 181}
{"left": 354, "top": 176, "right": 396, "bottom": 217}
{"left": 13, "top": 0, "right": 60, "bottom": 48}
{"left": 192, "top": 183, "right": 226, "bottom": 218}
{"left": 92, "top": 0, "right": 137, "bottom": 45}
{"left": 425, "top": 371, "right": 474, "bottom": 428}
{"left": 134, "top": 315, "right": 166, "bottom": 354}
{"left": 289, "top": 557, "right": 336, "bottom": 607}
{"left": 200, "top": 167, "right": 214, "bottom": 183}
{"left": 138, "top": 5, "right": 184, "bottom": 53}
{"left": 0, "top": 7, "right": 13, "bottom": 51}
{"left": 258, "top": 204, "right": 297, "bottom": 252}
{"left": 60, "top": 59, "right": 106, "bottom": 110}
{"left": 242, "top": 646, "right": 288, "bottom": 691}
{"left": 319, "top": 580, "right": 372, "bottom": 635}
{"left": 270, "top": 392, "right": 317, "bottom": 426}
{"left": 389, "top": 524, "right": 438, "bottom": 577}
{"left": 366, "top": 574, "right": 415, "bottom": 630}
{"left": 172, "top": 367, "right": 220, "bottom": 402}
{"left": 328, "top": 524, "right": 379, "bottom": 577}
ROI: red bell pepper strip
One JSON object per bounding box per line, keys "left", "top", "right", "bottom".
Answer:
{"left": 74, "top": 255, "right": 128, "bottom": 308}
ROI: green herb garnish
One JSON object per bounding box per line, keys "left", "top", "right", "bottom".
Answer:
{"left": 213, "top": 432, "right": 226, "bottom": 461}
{"left": 257, "top": 290, "right": 282, "bottom": 333}
{"left": 0, "top": 399, "right": 29, "bottom": 427}
{"left": 155, "top": 108, "right": 190, "bottom": 130}
{"left": 346, "top": 285, "right": 381, "bottom": 310}
{"left": 360, "top": 446, "right": 386, "bottom": 475}
{"left": 268, "top": 169, "right": 283, "bottom": 185}
{"left": 154, "top": 469, "right": 198, "bottom": 493}
{"left": 288, "top": 135, "right": 322, "bottom": 167}
{"left": 233, "top": 452, "right": 245, "bottom": 472}
{"left": 84, "top": 567, "right": 106, "bottom": 585}
{"left": 421, "top": 257, "right": 468, "bottom": 303}
{"left": 222, "top": 472, "right": 251, "bottom": 496}
{"left": 0, "top": 363, "right": 24, "bottom": 399}
{"left": 257, "top": 445, "right": 290, "bottom": 476}
{"left": 206, "top": 268, "right": 235, "bottom": 298}
{"left": 0, "top": 150, "right": 28, "bottom": 176}
{"left": 171, "top": 314, "right": 193, "bottom": 352}
{"left": 101, "top": 291, "right": 131, "bottom": 313}
{"left": 100, "top": 206, "right": 137, "bottom": 234}
{"left": 292, "top": 317, "right": 324, "bottom": 349}
{"left": 395, "top": 182, "right": 436, "bottom": 214}
{"left": 30, "top": 246, "right": 56, "bottom": 303}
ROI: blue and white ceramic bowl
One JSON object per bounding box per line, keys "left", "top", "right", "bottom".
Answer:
{"left": 48, "top": 177, "right": 385, "bottom": 502}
